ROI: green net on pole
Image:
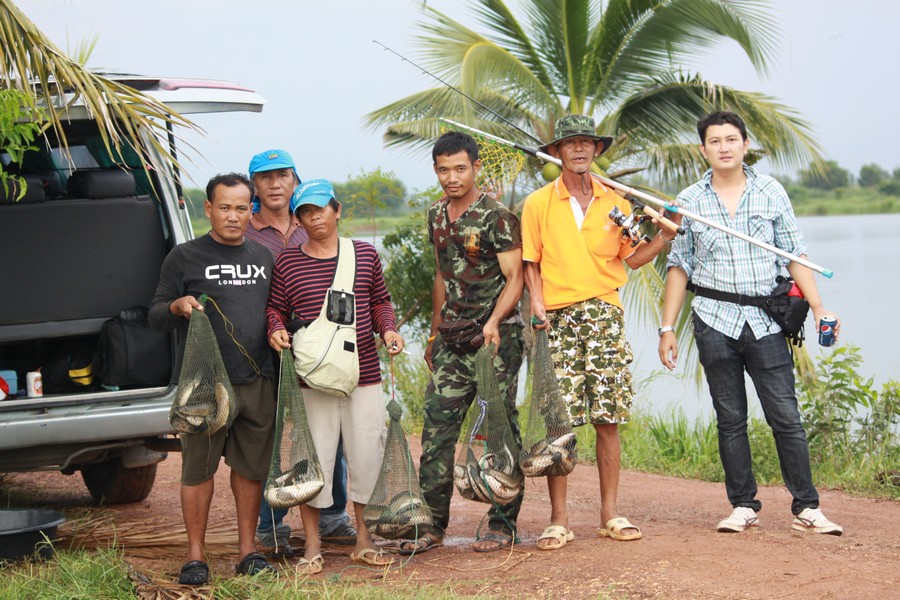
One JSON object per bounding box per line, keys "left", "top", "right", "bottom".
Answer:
{"left": 169, "top": 306, "right": 235, "bottom": 436}
{"left": 363, "top": 398, "right": 432, "bottom": 540}
{"left": 453, "top": 345, "right": 523, "bottom": 506}
{"left": 519, "top": 329, "right": 577, "bottom": 477}
{"left": 264, "top": 349, "right": 325, "bottom": 509}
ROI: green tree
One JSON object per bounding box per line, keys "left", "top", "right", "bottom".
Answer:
{"left": 858, "top": 163, "right": 888, "bottom": 188}
{"left": 799, "top": 160, "right": 851, "bottom": 190}
{"left": 0, "top": 0, "right": 195, "bottom": 180}
{"left": 0, "top": 89, "right": 45, "bottom": 198}
{"left": 335, "top": 168, "right": 406, "bottom": 242}
{"left": 367, "top": 0, "right": 826, "bottom": 379}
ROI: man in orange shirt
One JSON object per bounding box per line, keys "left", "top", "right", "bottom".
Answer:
{"left": 522, "top": 115, "right": 678, "bottom": 549}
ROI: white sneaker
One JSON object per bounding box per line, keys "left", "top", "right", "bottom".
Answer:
{"left": 717, "top": 507, "right": 760, "bottom": 533}
{"left": 791, "top": 508, "right": 843, "bottom": 536}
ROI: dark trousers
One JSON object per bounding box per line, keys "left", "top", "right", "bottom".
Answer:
{"left": 418, "top": 325, "right": 524, "bottom": 536}
{"left": 693, "top": 313, "right": 819, "bottom": 515}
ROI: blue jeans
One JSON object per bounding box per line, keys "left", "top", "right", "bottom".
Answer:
{"left": 258, "top": 438, "right": 349, "bottom": 535}
{"left": 693, "top": 314, "right": 819, "bottom": 515}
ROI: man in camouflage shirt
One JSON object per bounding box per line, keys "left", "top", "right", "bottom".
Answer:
{"left": 399, "top": 131, "right": 525, "bottom": 554}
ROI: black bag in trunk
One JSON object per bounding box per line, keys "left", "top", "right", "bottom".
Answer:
{"left": 96, "top": 307, "right": 172, "bottom": 388}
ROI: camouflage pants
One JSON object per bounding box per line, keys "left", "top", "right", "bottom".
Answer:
{"left": 547, "top": 298, "right": 634, "bottom": 427}
{"left": 418, "top": 324, "right": 524, "bottom": 537}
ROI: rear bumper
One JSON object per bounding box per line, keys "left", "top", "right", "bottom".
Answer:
{"left": 0, "top": 387, "right": 176, "bottom": 470}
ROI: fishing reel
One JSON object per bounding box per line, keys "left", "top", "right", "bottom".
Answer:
{"left": 609, "top": 198, "right": 652, "bottom": 247}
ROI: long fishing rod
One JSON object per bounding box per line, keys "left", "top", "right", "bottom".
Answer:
{"left": 372, "top": 40, "right": 544, "bottom": 146}
{"left": 443, "top": 119, "right": 834, "bottom": 278}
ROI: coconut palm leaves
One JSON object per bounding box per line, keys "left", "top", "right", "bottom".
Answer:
{"left": 0, "top": 0, "right": 196, "bottom": 177}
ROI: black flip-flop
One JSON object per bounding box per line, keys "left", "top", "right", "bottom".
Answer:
{"left": 397, "top": 532, "right": 443, "bottom": 555}
{"left": 473, "top": 529, "right": 513, "bottom": 553}
{"left": 235, "top": 551, "right": 277, "bottom": 576}
{"left": 178, "top": 560, "right": 209, "bottom": 585}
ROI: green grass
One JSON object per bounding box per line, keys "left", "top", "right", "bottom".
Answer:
{"left": 618, "top": 408, "right": 899, "bottom": 499}
{"left": 0, "top": 547, "right": 133, "bottom": 600}
{"left": 0, "top": 546, "right": 511, "bottom": 599}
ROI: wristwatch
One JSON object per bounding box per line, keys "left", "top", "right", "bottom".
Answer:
{"left": 658, "top": 325, "right": 675, "bottom": 337}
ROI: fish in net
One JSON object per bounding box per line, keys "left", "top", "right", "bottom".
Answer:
{"left": 264, "top": 349, "right": 325, "bottom": 509}
{"left": 169, "top": 305, "right": 235, "bottom": 436}
{"left": 362, "top": 398, "right": 433, "bottom": 540}
{"left": 519, "top": 328, "right": 577, "bottom": 477}
{"left": 453, "top": 345, "right": 524, "bottom": 506}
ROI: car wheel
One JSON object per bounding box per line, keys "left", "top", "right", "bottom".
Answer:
{"left": 81, "top": 458, "right": 157, "bottom": 504}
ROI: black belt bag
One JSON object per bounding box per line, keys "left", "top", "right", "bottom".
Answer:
{"left": 687, "top": 276, "right": 810, "bottom": 346}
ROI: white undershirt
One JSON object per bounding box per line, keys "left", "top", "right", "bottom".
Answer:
{"left": 556, "top": 178, "right": 594, "bottom": 230}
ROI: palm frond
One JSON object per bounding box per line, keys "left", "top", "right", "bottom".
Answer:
{"left": 0, "top": 0, "right": 197, "bottom": 178}
{"left": 470, "top": 0, "right": 555, "bottom": 91}
{"left": 604, "top": 71, "right": 823, "bottom": 179}
{"left": 518, "top": 0, "right": 591, "bottom": 103}
{"left": 589, "top": 0, "right": 778, "bottom": 109}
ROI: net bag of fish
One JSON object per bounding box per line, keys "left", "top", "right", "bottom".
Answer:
{"left": 362, "top": 398, "right": 433, "bottom": 539}
{"left": 453, "top": 345, "right": 524, "bottom": 506}
{"left": 169, "top": 307, "right": 235, "bottom": 436}
{"left": 264, "top": 349, "right": 325, "bottom": 509}
{"left": 519, "top": 329, "right": 577, "bottom": 477}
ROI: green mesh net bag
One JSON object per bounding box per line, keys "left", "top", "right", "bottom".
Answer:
{"left": 169, "top": 304, "right": 235, "bottom": 436}
{"left": 453, "top": 345, "right": 524, "bottom": 506}
{"left": 519, "top": 329, "right": 577, "bottom": 477}
{"left": 363, "top": 398, "right": 433, "bottom": 539}
{"left": 264, "top": 349, "right": 325, "bottom": 509}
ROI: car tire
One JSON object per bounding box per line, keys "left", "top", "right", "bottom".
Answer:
{"left": 81, "top": 458, "right": 157, "bottom": 504}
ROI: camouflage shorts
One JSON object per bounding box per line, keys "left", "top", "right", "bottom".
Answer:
{"left": 546, "top": 298, "right": 633, "bottom": 427}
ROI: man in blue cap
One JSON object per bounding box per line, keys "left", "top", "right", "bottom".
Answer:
{"left": 245, "top": 150, "right": 358, "bottom": 558}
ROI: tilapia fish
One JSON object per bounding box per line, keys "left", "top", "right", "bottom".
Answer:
{"left": 264, "top": 477, "right": 324, "bottom": 509}
{"left": 519, "top": 432, "right": 577, "bottom": 477}
{"left": 366, "top": 492, "right": 431, "bottom": 539}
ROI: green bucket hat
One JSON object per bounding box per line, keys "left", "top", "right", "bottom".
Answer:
{"left": 539, "top": 115, "right": 613, "bottom": 156}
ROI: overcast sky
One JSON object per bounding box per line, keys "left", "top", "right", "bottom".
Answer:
{"left": 19, "top": 0, "right": 900, "bottom": 192}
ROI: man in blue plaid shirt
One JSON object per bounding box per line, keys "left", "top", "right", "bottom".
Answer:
{"left": 658, "top": 111, "right": 843, "bottom": 536}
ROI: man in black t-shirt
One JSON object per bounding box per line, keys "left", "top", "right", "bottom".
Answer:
{"left": 150, "top": 173, "right": 276, "bottom": 585}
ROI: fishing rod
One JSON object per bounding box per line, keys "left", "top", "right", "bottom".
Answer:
{"left": 443, "top": 119, "right": 835, "bottom": 278}
{"left": 372, "top": 40, "right": 544, "bottom": 146}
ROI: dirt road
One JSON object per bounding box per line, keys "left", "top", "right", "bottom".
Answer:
{"left": 12, "top": 437, "right": 900, "bottom": 599}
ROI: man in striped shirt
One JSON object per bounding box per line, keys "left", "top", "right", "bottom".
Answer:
{"left": 266, "top": 179, "right": 403, "bottom": 571}
{"left": 659, "top": 111, "right": 843, "bottom": 536}
{"left": 245, "top": 149, "right": 357, "bottom": 556}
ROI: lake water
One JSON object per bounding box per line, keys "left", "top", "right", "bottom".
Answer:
{"left": 374, "top": 213, "right": 900, "bottom": 420}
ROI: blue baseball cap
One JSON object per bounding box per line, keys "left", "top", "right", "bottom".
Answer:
{"left": 248, "top": 148, "right": 298, "bottom": 177}
{"left": 292, "top": 179, "right": 336, "bottom": 213}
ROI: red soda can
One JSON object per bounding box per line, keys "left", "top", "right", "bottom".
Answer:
{"left": 818, "top": 316, "right": 837, "bottom": 347}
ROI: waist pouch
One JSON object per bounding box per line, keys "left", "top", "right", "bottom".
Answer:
{"left": 438, "top": 318, "right": 485, "bottom": 351}
{"left": 687, "top": 276, "right": 809, "bottom": 346}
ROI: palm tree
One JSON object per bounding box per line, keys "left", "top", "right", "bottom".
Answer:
{"left": 0, "top": 0, "right": 195, "bottom": 183}
{"left": 366, "top": 0, "right": 823, "bottom": 382}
